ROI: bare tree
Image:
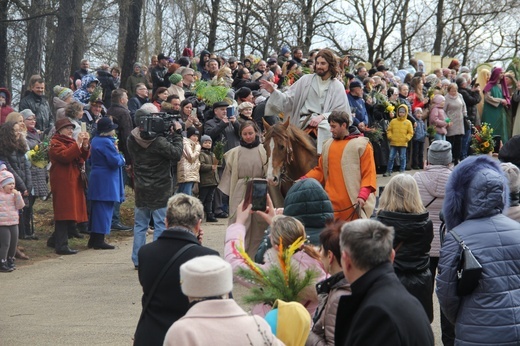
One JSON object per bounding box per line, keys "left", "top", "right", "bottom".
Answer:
{"left": 48, "top": 0, "right": 78, "bottom": 92}
{"left": 22, "top": 0, "right": 46, "bottom": 88}
{"left": 121, "top": 0, "right": 144, "bottom": 82}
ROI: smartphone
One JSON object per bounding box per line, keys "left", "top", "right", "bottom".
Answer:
{"left": 251, "top": 179, "right": 268, "bottom": 211}
{"left": 191, "top": 108, "right": 197, "bottom": 117}
{"left": 226, "top": 106, "right": 235, "bottom": 118}
{"left": 81, "top": 122, "right": 87, "bottom": 132}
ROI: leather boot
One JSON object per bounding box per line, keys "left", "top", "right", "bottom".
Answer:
{"left": 47, "top": 233, "right": 56, "bottom": 248}
{"left": 91, "top": 232, "right": 115, "bottom": 250}
{"left": 206, "top": 213, "right": 218, "bottom": 222}
{"left": 68, "top": 224, "right": 85, "bottom": 239}
{"left": 77, "top": 222, "right": 90, "bottom": 235}
{"left": 55, "top": 221, "right": 78, "bottom": 255}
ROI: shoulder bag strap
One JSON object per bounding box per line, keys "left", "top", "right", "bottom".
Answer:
{"left": 135, "top": 243, "right": 197, "bottom": 333}
{"left": 424, "top": 196, "right": 437, "bottom": 208}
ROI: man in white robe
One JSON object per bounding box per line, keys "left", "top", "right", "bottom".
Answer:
{"left": 261, "top": 49, "right": 351, "bottom": 153}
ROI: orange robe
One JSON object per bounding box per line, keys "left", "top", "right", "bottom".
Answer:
{"left": 306, "top": 137, "right": 377, "bottom": 220}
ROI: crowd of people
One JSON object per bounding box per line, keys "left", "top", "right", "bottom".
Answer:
{"left": 2, "top": 46, "right": 520, "bottom": 345}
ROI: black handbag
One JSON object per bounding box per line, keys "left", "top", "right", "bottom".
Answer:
{"left": 450, "top": 230, "right": 483, "bottom": 296}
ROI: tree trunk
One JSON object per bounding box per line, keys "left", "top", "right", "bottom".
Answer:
{"left": 433, "top": 0, "right": 444, "bottom": 55}
{"left": 154, "top": 0, "right": 163, "bottom": 54}
{"left": 207, "top": 0, "right": 220, "bottom": 52}
{"left": 71, "top": 0, "right": 85, "bottom": 83}
{"left": 48, "top": 0, "right": 77, "bottom": 92}
{"left": 117, "top": 0, "right": 130, "bottom": 66}
{"left": 23, "top": 0, "right": 46, "bottom": 90}
{"left": 0, "top": 0, "right": 8, "bottom": 87}
{"left": 121, "top": 0, "right": 144, "bottom": 83}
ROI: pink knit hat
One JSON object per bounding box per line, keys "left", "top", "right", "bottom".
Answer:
{"left": 0, "top": 170, "right": 14, "bottom": 187}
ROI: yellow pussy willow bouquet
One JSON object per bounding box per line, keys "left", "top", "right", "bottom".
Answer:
{"left": 27, "top": 139, "right": 50, "bottom": 168}
{"left": 232, "top": 236, "right": 318, "bottom": 306}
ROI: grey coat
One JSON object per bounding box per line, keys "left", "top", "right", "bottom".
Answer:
{"left": 437, "top": 155, "right": 520, "bottom": 345}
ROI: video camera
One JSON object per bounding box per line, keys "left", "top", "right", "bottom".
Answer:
{"left": 139, "top": 112, "right": 181, "bottom": 140}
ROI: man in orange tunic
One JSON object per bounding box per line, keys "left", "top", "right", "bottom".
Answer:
{"left": 303, "top": 111, "right": 377, "bottom": 220}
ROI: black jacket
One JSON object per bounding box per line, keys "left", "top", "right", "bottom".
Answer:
{"left": 127, "top": 128, "right": 183, "bottom": 209}
{"left": 151, "top": 65, "right": 170, "bottom": 94}
{"left": 335, "top": 262, "right": 434, "bottom": 346}
{"left": 0, "top": 150, "right": 32, "bottom": 193}
{"left": 375, "top": 210, "right": 434, "bottom": 321}
{"left": 96, "top": 70, "right": 116, "bottom": 108}
{"left": 203, "top": 117, "right": 240, "bottom": 152}
{"left": 106, "top": 104, "right": 133, "bottom": 163}
{"left": 19, "top": 92, "right": 53, "bottom": 131}
{"left": 134, "top": 227, "right": 219, "bottom": 346}
{"left": 458, "top": 87, "right": 481, "bottom": 124}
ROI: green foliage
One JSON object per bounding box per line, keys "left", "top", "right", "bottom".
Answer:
{"left": 236, "top": 265, "right": 319, "bottom": 307}
{"left": 194, "top": 80, "right": 229, "bottom": 106}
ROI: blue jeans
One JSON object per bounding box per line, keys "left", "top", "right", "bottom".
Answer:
{"left": 434, "top": 133, "right": 446, "bottom": 141}
{"left": 132, "top": 206, "right": 166, "bottom": 266}
{"left": 176, "top": 182, "right": 194, "bottom": 195}
{"left": 461, "top": 128, "right": 471, "bottom": 160}
{"left": 387, "top": 146, "right": 407, "bottom": 173}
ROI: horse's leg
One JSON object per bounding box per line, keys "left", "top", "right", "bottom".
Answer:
{"left": 268, "top": 184, "right": 285, "bottom": 208}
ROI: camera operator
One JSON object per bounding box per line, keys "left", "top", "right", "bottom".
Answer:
{"left": 128, "top": 106, "right": 183, "bottom": 268}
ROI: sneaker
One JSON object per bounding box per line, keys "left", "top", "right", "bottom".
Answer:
{"left": 383, "top": 172, "right": 391, "bottom": 177}
{"left": 0, "top": 260, "right": 13, "bottom": 272}
{"left": 215, "top": 212, "right": 229, "bottom": 218}
{"left": 399, "top": 170, "right": 405, "bottom": 174}
{"left": 6, "top": 257, "right": 15, "bottom": 270}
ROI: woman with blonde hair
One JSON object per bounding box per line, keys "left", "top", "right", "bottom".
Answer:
{"left": 225, "top": 202, "right": 326, "bottom": 317}
{"left": 476, "top": 68, "right": 491, "bottom": 125}
{"left": 375, "top": 173, "right": 434, "bottom": 322}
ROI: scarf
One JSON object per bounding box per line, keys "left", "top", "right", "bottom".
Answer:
{"left": 240, "top": 136, "right": 260, "bottom": 148}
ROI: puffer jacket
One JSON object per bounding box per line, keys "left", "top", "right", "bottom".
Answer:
{"left": 19, "top": 91, "right": 53, "bottom": 131}
{"left": 375, "top": 209, "right": 433, "bottom": 322}
{"left": 198, "top": 148, "right": 218, "bottom": 187}
{"left": 0, "top": 150, "right": 32, "bottom": 194}
{"left": 177, "top": 137, "right": 201, "bottom": 183}
{"left": 127, "top": 127, "right": 183, "bottom": 209}
{"left": 73, "top": 74, "right": 99, "bottom": 106}
{"left": 413, "top": 165, "right": 452, "bottom": 257}
{"left": 387, "top": 116, "right": 413, "bottom": 147}
{"left": 0, "top": 189, "right": 25, "bottom": 226}
{"left": 25, "top": 129, "right": 49, "bottom": 197}
{"left": 437, "top": 155, "right": 520, "bottom": 345}
{"left": 306, "top": 272, "right": 351, "bottom": 346}
{"left": 429, "top": 102, "right": 448, "bottom": 136}
{"left": 283, "top": 178, "right": 334, "bottom": 245}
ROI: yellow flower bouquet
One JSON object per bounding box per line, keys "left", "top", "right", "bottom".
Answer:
{"left": 471, "top": 123, "right": 494, "bottom": 154}
{"left": 27, "top": 140, "right": 50, "bottom": 168}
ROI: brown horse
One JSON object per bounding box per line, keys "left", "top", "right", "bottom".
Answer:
{"left": 263, "top": 119, "right": 318, "bottom": 196}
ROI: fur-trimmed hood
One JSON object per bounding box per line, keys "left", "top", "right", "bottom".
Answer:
{"left": 443, "top": 155, "right": 509, "bottom": 230}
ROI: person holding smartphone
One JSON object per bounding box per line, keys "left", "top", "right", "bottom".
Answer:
{"left": 218, "top": 120, "right": 267, "bottom": 257}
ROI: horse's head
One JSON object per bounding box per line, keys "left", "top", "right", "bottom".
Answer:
{"left": 263, "top": 119, "right": 292, "bottom": 186}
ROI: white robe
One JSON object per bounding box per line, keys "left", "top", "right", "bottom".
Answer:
{"left": 265, "top": 74, "right": 351, "bottom": 153}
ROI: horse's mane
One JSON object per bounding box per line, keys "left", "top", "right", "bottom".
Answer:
{"left": 266, "top": 122, "right": 316, "bottom": 155}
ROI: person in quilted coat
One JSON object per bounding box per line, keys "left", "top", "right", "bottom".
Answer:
{"left": 437, "top": 155, "right": 520, "bottom": 345}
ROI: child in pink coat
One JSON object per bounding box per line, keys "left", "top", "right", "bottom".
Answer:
{"left": 429, "top": 94, "right": 449, "bottom": 141}
{"left": 0, "top": 164, "right": 25, "bottom": 272}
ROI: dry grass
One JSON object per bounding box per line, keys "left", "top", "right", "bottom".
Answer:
{"left": 17, "top": 187, "right": 136, "bottom": 267}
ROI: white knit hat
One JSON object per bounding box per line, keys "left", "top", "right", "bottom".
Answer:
{"left": 500, "top": 162, "right": 520, "bottom": 193}
{"left": 180, "top": 255, "right": 233, "bottom": 298}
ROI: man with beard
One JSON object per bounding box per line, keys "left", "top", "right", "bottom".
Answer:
{"left": 261, "top": 49, "right": 350, "bottom": 154}
{"left": 303, "top": 111, "right": 376, "bottom": 221}
{"left": 151, "top": 53, "right": 171, "bottom": 94}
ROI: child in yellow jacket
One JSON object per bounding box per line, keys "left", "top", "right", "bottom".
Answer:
{"left": 383, "top": 104, "right": 414, "bottom": 176}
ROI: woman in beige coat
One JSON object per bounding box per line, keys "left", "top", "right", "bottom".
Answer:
{"left": 218, "top": 121, "right": 267, "bottom": 257}
{"left": 176, "top": 127, "right": 201, "bottom": 195}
